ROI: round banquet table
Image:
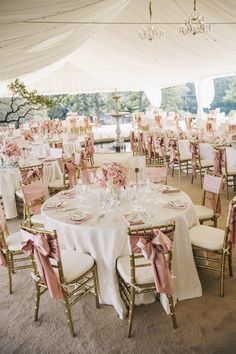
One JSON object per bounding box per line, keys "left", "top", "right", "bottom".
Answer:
{"left": 42, "top": 184, "right": 202, "bottom": 318}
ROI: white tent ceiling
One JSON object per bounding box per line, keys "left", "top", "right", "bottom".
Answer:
{"left": 1, "top": 0, "right": 236, "bottom": 94}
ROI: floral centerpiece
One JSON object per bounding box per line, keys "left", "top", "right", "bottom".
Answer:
{"left": 2, "top": 142, "right": 21, "bottom": 167}
{"left": 3, "top": 142, "right": 21, "bottom": 157}
{"left": 95, "top": 162, "right": 128, "bottom": 189}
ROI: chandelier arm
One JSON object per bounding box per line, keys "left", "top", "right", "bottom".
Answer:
{"left": 149, "top": 1, "right": 152, "bottom": 23}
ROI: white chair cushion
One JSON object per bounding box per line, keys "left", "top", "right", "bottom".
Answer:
{"left": 189, "top": 225, "right": 225, "bottom": 251}
{"left": 193, "top": 205, "right": 214, "bottom": 220}
{"left": 31, "top": 213, "right": 44, "bottom": 225}
{"left": 60, "top": 250, "right": 94, "bottom": 283}
{"left": 200, "top": 159, "right": 214, "bottom": 168}
{"left": 179, "top": 155, "right": 191, "bottom": 161}
{"left": 6, "top": 231, "right": 23, "bottom": 251}
{"left": 117, "top": 255, "right": 153, "bottom": 285}
{"left": 48, "top": 179, "right": 64, "bottom": 188}
{"left": 15, "top": 189, "right": 24, "bottom": 199}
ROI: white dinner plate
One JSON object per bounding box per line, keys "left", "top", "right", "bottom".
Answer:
{"left": 69, "top": 211, "right": 89, "bottom": 222}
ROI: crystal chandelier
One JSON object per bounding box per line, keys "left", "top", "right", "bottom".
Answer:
{"left": 138, "top": 1, "right": 164, "bottom": 41}
{"left": 179, "top": 0, "right": 211, "bottom": 36}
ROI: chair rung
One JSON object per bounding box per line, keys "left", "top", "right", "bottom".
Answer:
{"left": 196, "top": 264, "right": 222, "bottom": 272}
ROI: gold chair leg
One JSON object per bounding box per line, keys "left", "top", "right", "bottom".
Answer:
{"left": 220, "top": 252, "right": 226, "bottom": 297}
{"left": 128, "top": 287, "right": 135, "bottom": 338}
{"left": 93, "top": 267, "right": 100, "bottom": 309}
{"left": 167, "top": 294, "right": 177, "bottom": 329}
{"left": 10, "top": 253, "right": 15, "bottom": 274}
{"left": 228, "top": 245, "right": 233, "bottom": 277}
{"left": 226, "top": 177, "right": 229, "bottom": 200}
{"left": 34, "top": 283, "right": 40, "bottom": 321}
{"left": 63, "top": 291, "right": 75, "bottom": 337}
{"left": 6, "top": 254, "right": 13, "bottom": 294}
{"left": 178, "top": 165, "right": 181, "bottom": 180}
{"left": 171, "top": 166, "right": 174, "bottom": 178}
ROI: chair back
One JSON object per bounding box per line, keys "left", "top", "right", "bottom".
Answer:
{"left": 199, "top": 143, "right": 214, "bottom": 162}
{"left": 0, "top": 205, "right": 7, "bottom": 266}
{"left": 225, "top": 147, "right": 236, "bottom": 174}
{"left": 21, "top": 179, "right": 45, "bottom": 215}
{"left": 226, "top": 197, "right": 236, "bottom": 246}
{"left": 63, "top": 158, "right": 78, "bottom": 188}
{"left": 142, "top": 166, "right": 167, "bottom": 184}
{"left": 127, "top": 223, "right": 175, "bottom": 294}
{"left": 20, "top": 225, "right": 63, "bottom": 299}
{"left": 203, "top": 174, "right": 223, "bottom": 213}
{"left": 19, "top": 164, "right": 43, "bottom": 185}
{"left": 178, "top": 139, "right": 191, "bottom": 159}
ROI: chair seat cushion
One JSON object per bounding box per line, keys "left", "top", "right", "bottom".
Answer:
{"left": 189, "top": 225, "right": 225, "bottom": 251}
{"left": 180, "top": 155, "right": 191, "bottom": 161}
{"left": 7, "top": 231, "right": 24, "bottom": 251}
{"left": 31, "top": 213, "right": 44, "bottom": 225}
{"left": 15, "top": 189, "right": 24, "bottom": 199}
{"left": 194, "top": 205, "right": 214, "bottom": 220}
{"left": 48, "top": 179, "right": 64, "bottom": 188}
{"left": 60, "top": 250, "right": 94, "bottom": 283}
{"left": 117, "top": 255, "right": 154, "bottom": 285}
{"left": 200, "top": 159, "right": 214, "bottom": 168}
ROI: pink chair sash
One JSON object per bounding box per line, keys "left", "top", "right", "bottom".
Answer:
{"left": 129, "top": 229, "right": 173, "bottom": 294}
{"left": 21, "top": 167, "right": 42, "bottom": 184}
{"left": 227, "top": 201, "right": 236, "bottom": 246}
{"left": 142, "top": 167, "right": 167, "bottom": 183}
{"left": 0, "top": 206, "right": 6, "bottom": 267}
{"left": 190, "top": 142, "right": 199, "bottom": 176}
{"left": 157, "top": 137, "right": 164, "bottom": 158}
{"left": 138, "top": 132, "right": 144, "bottom": 154}
{"left": 168, "top": 139, "right": 177, "bottom": 167}
{"left": 137, "top": 116, "right": 142, "bottom": 129}
{"left": 130, "top": 132, "right": 136, "bottom": 153}
{"left": 22, "top": 180, "right": 45, "bottom": 214}
{"left": 155, "top": 116, "right": 162, "bottom": 128}
{"left": 214, "top": 149, "right": 224, "bottom": 175}
{"left": 147, "top": 135, "right": 153, "bottom": 159}
{"left": 65, "top": 162, "right": 77, "bottom": 187}
{"left": 21, "top": 230, "right": 63, "bottom": 299}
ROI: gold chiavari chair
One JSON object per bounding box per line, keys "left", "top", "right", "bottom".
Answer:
{"left": 142, "top": 165, "right": 168, "bottom": 185}
{"left": 189, "top": 198, "right": 234, "bottom": 297}
{"left": 116, "top": 223, "right": 177, "bottom": 338}
{"left": 169, "top": 139, "right": 192, "bottom": 180}
{"left": 20, "top": 225, "right": 100, "bottom": 337}
{"left": 193, "top": 174, "right": 223, "bottom": 227}
{"left": 0, "top": 205, "right": 31, "bottom": 294}
{"left": 16, "top": 163, "right": 43, "bottom": 220}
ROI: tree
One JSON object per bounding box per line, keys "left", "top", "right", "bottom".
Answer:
{"left": 161, "top": 85, "right": 186, "bottom": 112}
{"left": 0, "top": 79, "right": 54, "bottom": 124}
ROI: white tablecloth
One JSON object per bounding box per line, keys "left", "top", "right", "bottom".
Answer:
{"left": 31, "top": 143, "right": 50, "bottom": 158}
{"left": 42, "top": 184, "right": 202, "bottom": 317}
{"left": 63, "top": 140, "right": 81, "bottom": 156}
{"left": 0, "top": 168, "right": 20, "bottom": 218}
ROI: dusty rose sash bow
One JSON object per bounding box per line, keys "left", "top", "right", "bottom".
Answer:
{"left": 185, "top": 117, "right": 192, "bottom": 130}
{"left": 65, "top": 162, "right": 77, "bottom": 187}
{"left": 21, "top": 230, "right": 63, "bottom": 299}
{"left": 132, "top": 229, "right": 173, "bottom": 294}
{"left": 155, "top": 116, "right": 162, "bottom": 128}
{"left": 214, "top": 149, "right": 224, "bottom": 175}
{"left": 147, "top": 135, "right": 153, "bottom": 159}
{"left": 0, "top": 206, "right": 6, "bottom": 267}
{"left": 137, "top": 116, "right": 142, "bottom": 129}
{"left": 86, "top": 138, "right": 95, "bottom": 156}
{"left": 168, "top": 139, "right": 177, "bottom": 167}
{"left": 203, "top": 174, "right": 223, "bottom": 214}
{"left": 138, "top": 132, "right": 144, "bottom": 154}
{"left": 157, "top": 137, "right": 164, "bottom": 158}
{"left": 21, "top": 167, "right": 42, "bottom": 184}
{"left": 190, "top": 142, "right": 199, "bottom": 176}
{"left": 130, "top": 132, "right": 136, "bottom": 152}
{"left": 227, "top": 201, "right": 236, "bottom": 246}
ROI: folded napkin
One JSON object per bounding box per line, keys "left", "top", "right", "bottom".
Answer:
{"left": 160, "top": 186, "right": 180, "bottom": 194}
{"left": 43, "top": 201, "right": 65, "bottom": 209}
{"left": 124, "top": 213, "right": 145, "bottom": 226}
{"left": 67, "top": 215, "right": 91, "bottom": 224}
{"left": 164, "top": 200, "right": 187, "bottom": 210}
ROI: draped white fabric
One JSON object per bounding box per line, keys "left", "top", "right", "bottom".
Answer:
{"left": 1, "top": 0, "right": 236, "bottom": 94}
{"left": 195, "top": 78, "right": 215, "bottom": 117}
{"left": 145, "top": 88, "right": 162, "bottom": 108}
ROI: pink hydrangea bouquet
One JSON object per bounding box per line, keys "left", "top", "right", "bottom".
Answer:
{"left": 3, "top": 142, "right": 21, "bottom": 157}
{"left": 95, "top": 162, "right": 128, "bottom": 188}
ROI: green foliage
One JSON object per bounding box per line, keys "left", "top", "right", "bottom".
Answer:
{"left": 211, "top": 76, "right": 236, "bottom": 114}
{"left": 1, "top": 78, "right": 54, "bottom": 124}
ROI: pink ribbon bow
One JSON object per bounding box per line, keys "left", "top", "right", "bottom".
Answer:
{"left": 22, "top": 179, "right": 45, "bottom": 214}
{"left": 130, "top": 229, "right": 174, "bottom": 294}
{"left": 137, "top": 229, "right": 173, "bottom": 294}
{"left": 0, "top": 206, "right": 6, "bottom": 267}
{"left": 168, "top": 139, "right": 177, "bottom": 167}
{"left": 190, "top": 142, "right": 199, "bottom": 177}
{"left": 227, "top": 201, "right": 236, "bottom": 246}
{"left": 21, "top": 167, "right": 41, "bottom": 184}
{"left": 214, "top": 149, "right": 224, "bottom": 175}
{"left": 65, "top": 162, "right": 77, "bottom": 187}
{"left": 21, "top": 230, "right": 63, "bottom": 299}
{"left": 138, "top": 132, "right": 144, "bottom": 154}
{"left": 147, "top": 135, "right": 153, "bottom": 159}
